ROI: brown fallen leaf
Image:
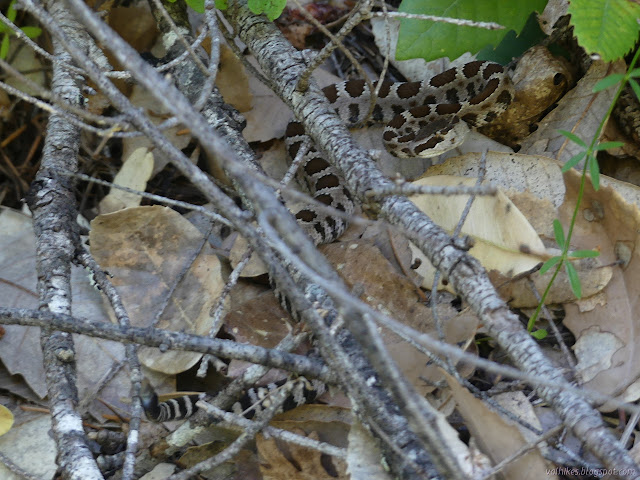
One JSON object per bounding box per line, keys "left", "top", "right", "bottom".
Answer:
{"left": 258, "top": 428, "right": 347, "bottom": 480}
{"left": 560, "top": 170, "right": 640, "bottom": 410}
{"left": 320, "top": 241, "right": 478, "bottom": 395}
{"left": 444, "top": 371, "right": 558, "bottom": 480}
{"left": 90, "top": 206, "right": 224, "bottom": 374}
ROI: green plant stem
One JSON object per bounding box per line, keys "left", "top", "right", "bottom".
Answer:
{"left": 528, "top": 49, "right": 640, "bottom": 332}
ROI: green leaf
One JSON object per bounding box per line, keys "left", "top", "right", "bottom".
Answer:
{"left": 568, "top": 0, "right": 640, "bottom": 61}
{"left": 553, "top": 219, "right": 565, "bottom": 249}
{"left": 20, "top": 26, "right": 42, "bottom": 39}
{"left": 7, "top": 1, "right": 17, "bottom": 23}
{"left": 476, "top": 12, "right": 545, "bottom": 64}
{"left": 539, "top": 256, "right": 561, "bottom": 274}
{"left": 565, "top": 261, "right": 581, "bottom": 298}
{"left": 0, "top": 35, "right": 9, "bottom": 60}
{"left": 396, "top": 0, "right": 548, "bottom": 62}
{"left": 570, "top": 249, "right": 600, "bottom": 258}
{"left": 531, "top": 329, "right": 548, "bottom": 340}
{"left": 248, "top": 0, "right": 286, "bottom": 20}
{"left": 592, "top": 73, "right": 625, "bottom": 92}
{"left": 185, "top": 0, "right": 205, "bottom": 13}
{"left": 630, "top": 68, "right": 640, "bottom": 78}
{"left": 215, "top": 0, "right": 228, "bottom": 9}
{"left": 594, "top": 141, "right": 624, "bottom": 151}
{"left": 558, "top": 129, "right": 587, "bottom": 147}
{"left": 588, "top": 155, "right": 600, "bottom": 190}
{"left": 561, "top": 151, "right": 586, "bottom": 172}
{"left": 630, "top": 78, "right": 640, "bottom": 101}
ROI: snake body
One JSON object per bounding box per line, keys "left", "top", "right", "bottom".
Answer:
{"left": 285, "top": 60, "right": 514, "bottom": 244}
{"left": 143, "top": 61, "right": 513, "bottom": 423}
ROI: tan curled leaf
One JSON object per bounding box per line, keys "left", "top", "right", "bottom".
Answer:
{"left": 421, "top": 152, "right": 612, "bottom": 306}
{"left": 90, "top": 206, "right": 224, "bottom": 374}
{"left": 409, "top": 175, "right": 547, "bottom": 292}
{"left": 99, "top": 147, "right": 154, "bottom": 214}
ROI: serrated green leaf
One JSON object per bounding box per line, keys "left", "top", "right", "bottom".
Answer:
{"left": 531, "top": 329, "right": 548, "bottom": 340}
{"left": 553, "top": 219, "right": 565, "bottom": 249}
{"left": 592, "top": 73, "right": 625, "bottom": 92}
{"left": 558, "top": 129, "right": 587, "bottom": 147}
{"left": 215, "top": 0, "right": 228, "bottom": 9}
{"left": 185, "top": 0, "right": 205, "bottom": 13}
{"left": 20, "top": 26, "right": 41, "bottom": 39}
{"left": 570, "top": 249, "right": 600, "bottom": 258}
{"left": 561, "top": 151, "right": 586, "bottom": 172}
{"left": 568, "top": 0, "right": 640, "bottom": 61}
{"left": 248, "top": 0, "right": 286, "bottom": 20}
{"left": 594, "top": 141, "right": 624, "bottom": 151}
{"left": 396, "top": 0, "right": 548, "bottom": 62}
{"left": 539, "top": 256, "right": 561, "bottom": 274}
{"left": 588, "top": 155, "right": 600, "bottom": 190}
{"left": 565, "top": 262, "right": 581, "bottom": 298}
{"left": 630, "top": 78, "right": 640, "bottom": 100}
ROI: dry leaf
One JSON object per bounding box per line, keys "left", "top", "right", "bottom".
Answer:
{"left": 179, "top": 442, "right": 258, "bottom": 479}
{"left": 419, "top": 153, "right": 613, "bottom": 305}
{"left": 409, "top": 175, "right": 548, "bottom": 292}
{"left": 560, "top": 170, "right": 640, "bottom": 409}
{"left": 4, "top": 43, "right": 46, "bottom": 97}
{"left": 243, "top": 59, "right": 340, "bottom": 142}
{"left": 346, "top": 420, "right": 392, "bottom": 480}
{"left": 139, "top": 463, "right": 176, "bottom": 480}
{"left": 216, "top": 43, "right": 252, "bottom": 113}
{"left": 539, "top": 0, "right": 569, "bottom": 35}
{"left": 99, "top": 147, "right": 154, "bottom": 214}
{"left": 320, "top": 241, "right": 478, "bottom": 395}
{"left": 0, "top": 405, "right": 13, "bottom": 436}
{"left": 489, "top": 258, "right": 612, "bottom": 308}
{"left": 90, "top": 206, "right": 224, "bottom": 374}
{"left": 444, "top": 371, "right": 557, "bottom": 480}
{"left": 258, "top": 429, "right": 347, "bottom": 480}
{"left": 0, "top": 415, "right": 57, "bottom": 479}
{"left": 122, "top": 84, "right": 192, "bottom": 176}
{"left": 0, "top": 209, "right": 130, "bottom": 420}
{"left": 224, "top": 292, "right": 295, "bottom": 381}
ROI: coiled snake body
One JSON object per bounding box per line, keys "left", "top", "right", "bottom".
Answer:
{"left": 286, "top": 60, "right": 514, "bottom": 244}
{"left": 143, "top": 61, "right": 513, "bottom": 422}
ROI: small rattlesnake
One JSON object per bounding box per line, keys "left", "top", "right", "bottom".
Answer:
{"left": 143, "top": 61, "right": 514, "bottom": 422}
{"left": 285, "top": 60, "right": 514, "bottom": 244}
